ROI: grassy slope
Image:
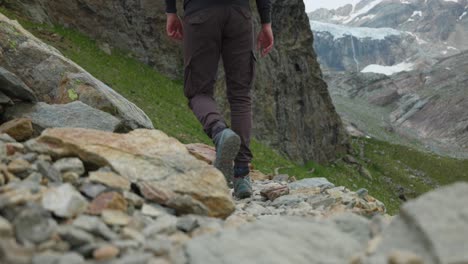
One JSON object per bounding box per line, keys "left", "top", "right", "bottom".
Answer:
{"left": 3, "top": 8, "right": 467, "bottom": 214}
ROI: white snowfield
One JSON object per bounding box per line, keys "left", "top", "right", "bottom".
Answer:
{"left": 361, "top": 62, "right": 414, "bottom": 75}
{"left": 310, "top": 20, "right": 402, "bottom": 40}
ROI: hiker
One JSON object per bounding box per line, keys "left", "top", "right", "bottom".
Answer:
{"left": 165, "top": 0, "right": 274, "bottom": 198}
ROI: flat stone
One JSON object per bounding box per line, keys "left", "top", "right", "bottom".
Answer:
{"left": 186, "top": 143, "right": 215, "bottom": 164}
{"left": 143, "top": 214, "right": 178, "bottom": 237}
{"left": 176, "top": 216, "right": 200, "bottom": 233}
{"left": 121, "top": 227, "right": 145, "bottom": 243}
{"left": 93, "top": 245, "right": 120, "bottom": 261}
{"left": 87, "top": 191, "right": 128, "bottom": 215}
{"left": 260, "top": 185, "right": 290, "bottom": 201}
{"left": 0, "top": 118, "right": 34, "bottom": 142}
{"left": 141, "top": 203, "right": 170, "bottom": 217}
{"left": 331, "top": 213, "right": 371, "bottom": 244}
{"left": 0, "top": 67, "right": 37, "bottom": 102}
{"left": 42, "top": 183, "right": 88, "bottom": 218}
{"left": 13, "top": 205, "right": 57, "bottom": 244}
{"left": 35, "top": 128, "right": 234, "bottom": 218}
{"left": 72, "top": 215, "right": 118, "bottom": 241}
{"left": 144, "top": 238, "right": 172, "bottom": 256}
{"left": 288, "top": 177, "right": 335, "bottom": 190}
{"left": 7, "top": 159, "right": 32, "bottom": 174}
{"left": 185, "top": 217, "right": 363, "bottom": 264}
{"left": 4, "top": 102, "right": 123, "bottom": 134}
{"left": 79, "top": 182, "right": 108, "bottom": 198}
{"left": 36, "top": 160, "right": 62, "bottom": 183}
{"left": 57, "top": 225, "right": 95, "bottom": 248}
{"left": 307, "top": 196, "right": 337, "bottom": 209}
{"left": 0, "top": 215, "right": 13, "bottom": 237}
{"left": 89, "top": 171, "right": 131, "bottom": 191}
{"left": 53, "top": 157, "right": 85, "bottom": 176}
{"left": 101, "top": 209, "right": 131, "bottom": 226}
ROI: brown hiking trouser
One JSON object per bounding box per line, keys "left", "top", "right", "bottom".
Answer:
{"left": 183, "top": 5, "right": 256, "bottom": 167}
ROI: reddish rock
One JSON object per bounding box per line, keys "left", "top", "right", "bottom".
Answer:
{"left": 87, "top": 192, "right": 128, "bottom": 215}
{"left": 93, "top": 245, "right": 119, "bottom": 260}
{"left": 260, "top": 185, "right": 290, "bottom": 201}
{"left": 186, "top": 143, "right": 216, "bottom": 165}
{"left": 0, "top": 118, "right": 33, "bottom": 141}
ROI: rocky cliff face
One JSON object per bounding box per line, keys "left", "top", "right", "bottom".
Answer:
{"left": 1, "top": 0, "right": 350, "bottom": 164}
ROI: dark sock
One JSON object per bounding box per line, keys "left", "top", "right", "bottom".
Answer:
{"left": 234, "top": 166, "right": 249, "bottom": 178}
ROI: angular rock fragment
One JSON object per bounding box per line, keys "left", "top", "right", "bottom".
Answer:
{"left": 42, "top": 183, "right": 88, "bottom": 218}
{"left": 0, "top": 118, "right": 33, "bottom": 142}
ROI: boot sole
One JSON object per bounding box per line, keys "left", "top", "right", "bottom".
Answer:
{"left": 214, "top": 131, "right": 241, "bottom": 186}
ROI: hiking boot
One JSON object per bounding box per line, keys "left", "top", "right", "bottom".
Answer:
{"left": 213, "top": 128, "right": 241, "bottom": 187}
{"left": 233, "top": 166, "right": 253, "bottom": 199}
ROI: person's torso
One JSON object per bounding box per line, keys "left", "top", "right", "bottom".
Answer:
{"left": 183, "top": 0, "right": 250, "bottom": 16}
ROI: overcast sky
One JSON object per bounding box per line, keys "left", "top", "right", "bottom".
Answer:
{"left": 303, "top": 0, "right": 360, "bottom": 12}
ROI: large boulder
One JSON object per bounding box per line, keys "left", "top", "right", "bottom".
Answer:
{"left": 4, "top": 102, "right": 123, "bottom": 134}
{"left": 1, "top": 0, "right": 349, "bottom": 164}
{"left": 362, "top": 182, "right": 468, "bottom": 264}
{"left": 33, "top": 127, "right": 235, "bottom": 218}
{"left": 184, "top": 216, "right": 365, "bottom": 264}
{"left": 0, "top": 12, "right": 153, "bottom": 131}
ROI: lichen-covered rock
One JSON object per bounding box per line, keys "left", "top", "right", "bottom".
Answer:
{"left": 0, "top": 12, "right": 153, "bottom": 131}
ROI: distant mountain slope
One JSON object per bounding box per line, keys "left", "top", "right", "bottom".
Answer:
{"left": 308, "top": 0, "right": 468, "bottom": 158}
{"left": 328, "top": 50, "right": 468, "bottom": 158}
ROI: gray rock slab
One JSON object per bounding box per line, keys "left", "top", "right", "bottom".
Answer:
{"left": 72, "top": 215, "right": 118, "bottom": 241}
{"left": 364, "top": 182, "right": 468, "bottom": 264}
{"left": 4, "top": 101, "right": 122, "bottom": 133}
{"left": 288, "top": 177, "right": 335, "bottom": 190}
{"left": 184, "top": 216, "right": 362, "bottom": 264}
{"left": 0, "top": 67, "right": 37, "bottom": 102}
{"left": 13, "top": 205, "right": 57, "bottom": 244}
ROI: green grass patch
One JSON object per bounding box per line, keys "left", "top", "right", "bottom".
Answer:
{"left": 3, "top": 7, "right": 467, "bottom": 215}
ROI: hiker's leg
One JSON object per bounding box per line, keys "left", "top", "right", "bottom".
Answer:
{"left": 183, "top": 8, "right": 226, "bottom": 138}
{"left": 222, "top": 6, "right": 255, "bottom": 168}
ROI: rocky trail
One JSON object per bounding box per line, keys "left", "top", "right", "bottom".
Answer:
{"left": 0, "top": 126, "right": 467, "bottom": 264}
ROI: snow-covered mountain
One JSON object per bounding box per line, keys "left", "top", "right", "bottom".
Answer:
{"left": 310, "top": 0, "right": 468, "bottom": 158}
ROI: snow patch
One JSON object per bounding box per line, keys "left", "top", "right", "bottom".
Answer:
{"left": 358, "top": 14, "right": 376, "bottom": 20}
{"left": 310, "top": 20, "right": 401, "bottom": 40}
{"left": 401, "top": 0, "right": 411, "bottom": 4}
{"left": 405, "top": 31, "right": 427, "bottom": 44}
{"left": 407, "top": 18, "right": 415, "bottom": 22}
{"left": 444, "top": 0, "right": 458, "bottom": 2}
{"left": 447, "top": 46, "right": 458, "bottom": 50}
{"left": 361, "top": 62, "right": 414, "bottom": 75}
{"left": 411, "top": 11, "right": 422, "bottom": 17}
{"left": 343, "top": 0, "right": 384, "bottom": 23}
{"left": 459, "top": 11, "right": 467, "bottom": 20}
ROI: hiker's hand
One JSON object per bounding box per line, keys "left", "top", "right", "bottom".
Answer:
{"left": 257, "top": 23, "right": 274, "bottom": 57}
{"left": 166, "top": 13, "right": 183, "bottom": 41}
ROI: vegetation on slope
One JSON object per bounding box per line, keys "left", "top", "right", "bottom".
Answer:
{"left": 2, "top": 7, "right": 467, "bottom": 214}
